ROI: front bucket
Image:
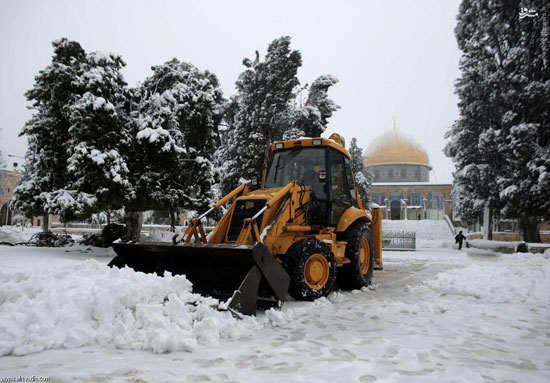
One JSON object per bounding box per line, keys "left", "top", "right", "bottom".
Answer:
{"left": 109, "top": 242, "right": 289, "bottom": 315}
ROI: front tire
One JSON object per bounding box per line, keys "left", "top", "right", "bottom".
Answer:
{"left": 338, "top": 222, "right": 374, "bottom": 290}
{"left": 285, "top": 238, "right": 337, "bottom": 301}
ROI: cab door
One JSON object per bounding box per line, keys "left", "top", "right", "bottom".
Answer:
{"left": 328, "top": 149, "right": 353, "bottom": 226}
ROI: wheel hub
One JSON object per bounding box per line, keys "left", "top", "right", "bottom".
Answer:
{"left": 304, "top": 253, "right": 330, "bottom": 290}
{"left": 359, "top": 238, "right": 370, "bottom": 274}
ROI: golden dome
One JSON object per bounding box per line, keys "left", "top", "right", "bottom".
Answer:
{"left": 364, "top": 129, "right": 431, "bottom": 168}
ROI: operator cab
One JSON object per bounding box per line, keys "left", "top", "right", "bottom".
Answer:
{"left": 265, "top": 139, "right": 359, "bottom": 227}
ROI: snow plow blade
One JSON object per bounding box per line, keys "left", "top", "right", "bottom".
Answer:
{"left": 109, "top": 242, "right": 290, "bottom": 316}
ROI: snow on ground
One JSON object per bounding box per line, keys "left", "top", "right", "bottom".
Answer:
{"left": 0, "top": 225, "right": 41, "bottom": 244}
{"left": 383, "top": 219, "right": 455, "bottom": 249}
{"left": 0, "top": 228, "right": 549, "bottom": 382}
{"left": 0, "top": 257, "right": 265, "bottom": 356}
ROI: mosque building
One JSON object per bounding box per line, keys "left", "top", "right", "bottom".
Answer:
{"left": 364, "top": 125, "right": 453, "bottom": 220}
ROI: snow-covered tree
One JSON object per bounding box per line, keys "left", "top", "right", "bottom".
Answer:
{"left": 15, "top": 39, "right": 135, "bottom": 228}
{"left": 67, "top": 51, "right": 132, "bottom": 219}
{"left": 446, "top": 0, "right": 549, "bottom": 241}
{"left": 348, "top": 138, "right": 372, "bottom": 206}
{"left": 216, "top": 37, "right": 302, "bottom": 194}
{"left": 216, "top": 37, "right": 341, "bottom": 195}
{"left": 288, "top": 75, "right": 340, "bottom": 139}
{"left": 445, "top": 1, "right": 506, "bottom": 231}
{"left": 493, "top": 0, "right": 550, "bottom": 241}
{"left": 13, "top": 38, "right": 89, "bottom": 228}
{"left": 281, "top": 126, "right": 306, "bottom": 141}
{"left": 124, "top": 59, "right": 224, "bottom": 237}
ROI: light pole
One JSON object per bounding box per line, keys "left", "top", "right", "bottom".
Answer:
{"left": 6, "top": 154, "right": 26, "bottom": 226}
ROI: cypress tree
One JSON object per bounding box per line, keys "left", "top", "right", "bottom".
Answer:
{"left": 14, "top": 38, "right": 88, "bottom": 229}
{"left": 216, "top": 37, "right": 302, "bottom": 194}
{"left": 349, "top": 138, "right": 373, "bottom": 207}
{"left": 446, "top": 0, "right": 549, "bottom": 241}
{"left": 124, "top": 59, "right": 224, "bottom": 238}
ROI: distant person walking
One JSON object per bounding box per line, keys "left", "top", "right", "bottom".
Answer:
{"left": 455, "top": 231, "right": 466, "bottom": 250}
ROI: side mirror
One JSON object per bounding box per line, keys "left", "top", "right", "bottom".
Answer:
{"left": 318, "top": 170, "right": 327, "bottom": 182}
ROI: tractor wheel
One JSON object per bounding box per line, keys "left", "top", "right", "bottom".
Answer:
{"left": 285, "top": 238, "right": 336, "bottom": 301}
{"left": 338, "top": 222, "right": 374, "bottom": 290}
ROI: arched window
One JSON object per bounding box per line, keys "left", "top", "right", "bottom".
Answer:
{"left": 427, "top": 191, "right": 444, "bottom": 209}
{"left": 408, "top": 192, "right": 423, "bottom": 207}
{"left": 371, "top": 192, "right": 385, "bottom": 206}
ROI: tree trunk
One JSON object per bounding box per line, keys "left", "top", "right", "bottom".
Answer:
{"left": 107, "top": 211, "right": 111, "bottom": 225}
{"left": 125, "top": 211, "right": 143, "bottom": 242}
{"left": 520, "top": 216, "right": 540, "bottom": 243}
{"left": 41, "top": 214, "right": 50, "bottom": 232}
{"left": 170, "top": 208, "right": 177, "bottom": 232}
{"left": 483, "top": 205, "right": 493, "bottom": 240}
{"left": 261, "top": 130, "right": 271, "bottom": 187}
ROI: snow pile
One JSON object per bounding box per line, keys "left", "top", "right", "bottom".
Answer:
{"left": 467, "top": 238, "right": 526, "bottom": 253}
{"left": 383, "top": 219, "right": 454, "bottom": 248}
{"left": 423, "top": 253, "right": 550, "bottom": 304}
{"left": 0, "top": 255, "right": 354, "bottom": 357}
{"left": 0, "top": 260, "right": 262, "bottom": 356}
{"left": 0, "top": 226, "right": 41, "bottom": 244}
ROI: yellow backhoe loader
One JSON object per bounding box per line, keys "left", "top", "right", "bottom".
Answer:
{"left": 109, "top": 133, "right": 383, "bottom": 316}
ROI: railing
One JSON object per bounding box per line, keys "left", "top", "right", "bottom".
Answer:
{"left": 382, "top": 231, "right": 416, "bottom": 251}
{"left": 444, "top": 214, "right": 456, "bottom": 235}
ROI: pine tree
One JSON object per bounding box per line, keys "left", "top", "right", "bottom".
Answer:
{"left": 289, "top": 75, "right": 340, "bottom": 139}
{"left": 124, "top": 59, "right": 224, "bottom": 237}
{"left": 493, "top": 0, "right": 550, "bottom": 241}
{"left": 348, "top": 138, "right": 372, "bottom": 207}
{"left": 445, "top": 0, "right": 507, "bottom": 230}
{"left": 216, "top": 37, "right": 302, "bottom": 194}
{"left": 446, "top": 0, "right": 549, "bottom": 241}
{"left": 66, "top": 51, "right": 132, "bottom": 219}
{"left": 13, "top": 38, "right": 88, "bottom": 228}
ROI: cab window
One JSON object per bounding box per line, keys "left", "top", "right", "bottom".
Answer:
{"left": 344, "top": 158, "right": 359, "bottom": 208}
{"left": 329, "top": 150, "right": 351, "bottom": 226}
{"left": 265, "top": 147, "right": 326, "bottom": 201}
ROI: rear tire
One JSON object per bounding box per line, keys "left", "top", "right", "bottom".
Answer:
{"left": 285, "top": 238, "right": 336, "bottom": 301}
{"left": 338, "top": 222, "right": 374, "bottom": 290}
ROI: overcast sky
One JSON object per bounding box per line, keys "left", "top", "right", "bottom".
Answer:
{"left": 0, "top": 0, "right": 461, "bottom": 183}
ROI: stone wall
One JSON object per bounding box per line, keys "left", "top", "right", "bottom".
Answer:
{"left": 370, "top": 183, "right": 453, "bottom": 220}
{"left": 0, "top": 169, "right": 23, "bottom": 225}
{"left": 366, "top": 164, "right": 431, "bottom": 183}
{"left": 0, "top": 170, "right": 21, "bottom": 206}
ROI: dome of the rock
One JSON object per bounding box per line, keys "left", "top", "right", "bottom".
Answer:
{"left": 364, "top": 129, "right": 431, "bottom": 168}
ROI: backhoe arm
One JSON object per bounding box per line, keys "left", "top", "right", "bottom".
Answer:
{"left": 173, "top": 183, "right": 250, "bottom": 245}
{"left": 214, "top": 183, "right": 250, "bottom": 209}
{"left": 235, "top": 182, "right": 296, "bottom": 245}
